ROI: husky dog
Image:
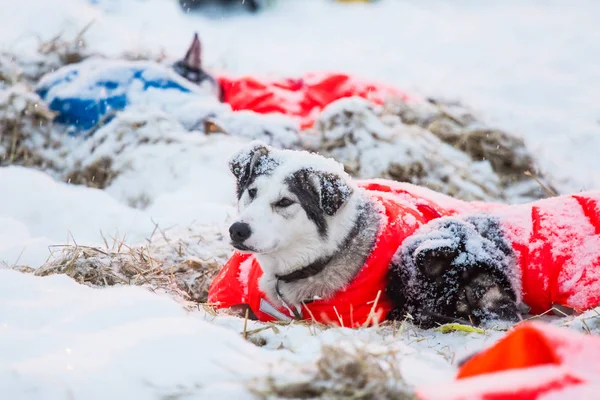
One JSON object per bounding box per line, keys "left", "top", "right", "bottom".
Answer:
{"left": 172, "top": 33, "right": 222, "bottom": 99}
{"left": 227, "top": 142, "right": 522, "bottom": 327}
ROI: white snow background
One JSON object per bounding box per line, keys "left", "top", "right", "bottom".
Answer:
{"left": 1, "top": 0, "right": 599, "bottom": 398}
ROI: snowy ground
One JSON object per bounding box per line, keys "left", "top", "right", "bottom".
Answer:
{"left": 1, "top": 0, "right": 600, "bottom": 398}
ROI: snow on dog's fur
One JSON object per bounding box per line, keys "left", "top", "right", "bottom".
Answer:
{"left": 227, "top": 141, "right": 522, "bottom": 326}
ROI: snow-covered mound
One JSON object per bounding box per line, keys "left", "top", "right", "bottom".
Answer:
{"left": 308, "top": 97, "right": 550, "bottom": 203}
{"left": 65, "top": 108, "right": 242, "bottom": 207}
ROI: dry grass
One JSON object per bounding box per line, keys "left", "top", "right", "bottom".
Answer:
{"left": 0, "top": 53, "right": 22, "bottom": 85}
{"left": 383, "top": 97, "right": 555, "bottom": 200}
{"left": 310, "top": 97, "right": 552, "bottom": 203}
{"left": 121, "top": 48, "right": 169, "bottom": 63}
{"left": 15, "top": 226, "right": 227, "bottom": 304}
{"left": 66, "top": 156, "right": 118, "bottom": 189}
{"left": 37, "top": 20, "right": 94, "bottom": 67}
{"left": 417, "top": 99, "right": 543, "bottom": 180}
{"left": 251, "top": 343, "right": 415, "bottom": 400}
{"left": 0, "top": 85, "right": 60, "bottom": 169}
{"left": 0, "top": 21, "right": 94, "bottom": 86}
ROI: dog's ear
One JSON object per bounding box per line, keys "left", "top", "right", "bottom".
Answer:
{"left": 229, "top": 142, "right": 272, "bottom": 198}
{"left": 290, "top": 169, "right": 353, "bottom": 216}
{"left": 313, "top": 171, "right": 354, "bottom": 216}
{"left": 183, "top": 32, "right": 202, "bottom": 70}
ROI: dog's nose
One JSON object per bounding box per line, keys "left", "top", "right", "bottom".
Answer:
{"left": 229, "top": 222, "right": 252, "bottom": 242}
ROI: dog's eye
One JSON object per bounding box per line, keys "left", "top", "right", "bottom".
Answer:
{"left": 248, "top": 188, "right": 257, "bottom": 199}
{"left": 275, "top": 197, "right": 294, "bottom": 208}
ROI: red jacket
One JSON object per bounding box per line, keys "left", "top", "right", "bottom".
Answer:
{"left": 208, "top": 179, "right": 600, "bottom": 325}
{"left": 217, "top": 72, "right": 410, "bottom": 130}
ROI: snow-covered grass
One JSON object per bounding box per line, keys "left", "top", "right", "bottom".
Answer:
{"left": 1, "top": 0, "right": 599, "bottom": 398}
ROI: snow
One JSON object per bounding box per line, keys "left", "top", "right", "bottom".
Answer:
{"left": 0, "top": 166, "right": 154, "bottom": 267}
{"left": 1, "top": 0, "right": 600, "bottom": 398}
{"left": 0, "top": 267, "right": 510, "bottom": 399}
{"left": 0, "top": 269, "right": 273, "bottom": 399}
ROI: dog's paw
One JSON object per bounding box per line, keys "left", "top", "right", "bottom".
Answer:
{"left": 455, "top": 268, "right": 521, "bottom": 325}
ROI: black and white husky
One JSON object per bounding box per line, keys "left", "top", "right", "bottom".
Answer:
{"left": 228, "top": 141, "right": 523, "bottom": 327}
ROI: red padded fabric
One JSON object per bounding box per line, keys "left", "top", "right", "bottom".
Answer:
{"left": 217, "top": 72, "right": 410, "bottom": 129}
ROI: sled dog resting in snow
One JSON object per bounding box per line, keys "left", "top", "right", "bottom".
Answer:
{"left": 208, "top": 142, "right": 600, "bottom": 328}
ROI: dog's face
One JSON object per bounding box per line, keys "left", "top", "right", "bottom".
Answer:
{"left": 228, "top": 142, "right": 354, "bottom": 255}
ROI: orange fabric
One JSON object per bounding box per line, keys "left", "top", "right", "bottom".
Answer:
{"left": 217, "top": 72, "right": 409, "bottom": 129}
{"left": 418, "top": 322, "right": 600, "bottom": 400}
{"left": 457, "top": 324, "right": 560, "bottom": 379}
{"left": 208, "top": 180, "right": 456, "bottom": 327}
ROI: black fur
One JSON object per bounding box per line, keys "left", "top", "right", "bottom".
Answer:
{"left": 173, "top": 62, "right": 224, "bottom": 102}
{"left": 172, "top": 32, "right": 224, "bottom": 100}
{"left": 276, "top": 208, "right": 364, "bottom": 283}
{"left": 387, "top": 215, "right": 521, "bottom": 328}
{"left": 229, "top": 144, "right": 279, "bottom": 199}
{"left": 173, "top": 61, "right": 218, "bottom": 87}
{"left": 286, "top": 169, "right": 328, "bottom": 237}
{"left": 318, "top": 172, "right": 354, "bottom": 216}
{"left": 286, "top": 169, "right": 353, "bottom": 238}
